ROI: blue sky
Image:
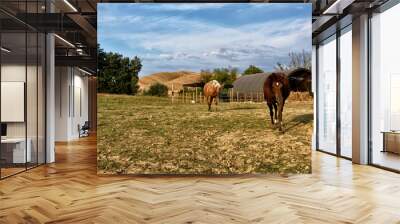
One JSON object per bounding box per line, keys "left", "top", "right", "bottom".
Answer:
{"left": 98, "top": 3, "right": 311, "bottom": 76}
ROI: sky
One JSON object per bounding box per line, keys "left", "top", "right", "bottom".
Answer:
{"left": 98, "top": 3, "right": 312, "bottom": 77}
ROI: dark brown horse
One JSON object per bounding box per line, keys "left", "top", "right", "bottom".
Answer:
{"left": 263, "top": 72, "right": 290, "bottom": 131}
{"left": 287, "top": 68, "right": 312, "bottom": 94}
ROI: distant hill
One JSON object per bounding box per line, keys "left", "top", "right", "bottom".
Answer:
{"left": 139, "top": 71, "right": 202, "bottom": 92}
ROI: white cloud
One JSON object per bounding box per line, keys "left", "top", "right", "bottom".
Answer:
{"left": 98, "top": 15, "right": 143, "bottom": 24}
{"left": 99, "top": 12, "right": 311, "bottom": 76}
{"left": 138, "top": 3, "right": 230, "bottom": 11}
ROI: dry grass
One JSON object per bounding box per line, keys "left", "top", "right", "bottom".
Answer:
{"left": 97, "top": 94, "right": 313, "bottom": 175}
{"left": 287, "top": 92, "right": 313, "bottom": 102}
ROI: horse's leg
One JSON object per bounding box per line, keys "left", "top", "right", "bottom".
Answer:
{"left": 215, "top": 95, "right": 218, "bottom": 111}
{"left": 274, "top": 93, "right": 284, "bottom": 131}
{"left": 207, "top": 96, "right": 212, "bottom": 111}
{"left": 273, "top": 102, "right": 278, "bottom": 124}
{"left": 278, "top": 100, "right": 285, "bottom": 132}
{"left": 211, "top": 96, "right": 216, "bottom": 111}
{"left": 267, "top": 102, "right": 274, "bottom": 125}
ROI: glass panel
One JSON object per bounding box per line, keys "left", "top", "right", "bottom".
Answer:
{"left": 27, "top": 31, "right": 38, "bottom": 169}
{"left": 339, "top": 27, "right": 352, "bottom": 158}
{"left": 312, "top": 45, "right": 317, "bottom": 151}
{"left": 0, "top": 1, "right": 46, "bottom": 178}
{"left": 26, "top": 0, "right": 39, "bottom": 169}
{"left": 317, "top": 35, "right": 337, "bottom": 154}
{"left": 38, "top": 32, "right": 45, "bottom": 165}
{"left": 371, "top": 4, "right": 400, "bottom": 171}
{"left": 1, "top": 31, "right": 27, "bottom": 177}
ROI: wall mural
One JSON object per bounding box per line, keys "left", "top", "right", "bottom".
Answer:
{"left": 97, "top": 3, "right": 313, "bottom": 174}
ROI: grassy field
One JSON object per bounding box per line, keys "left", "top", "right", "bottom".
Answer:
{"left": 97, "top": 94, "right": 313, "bottom": 174}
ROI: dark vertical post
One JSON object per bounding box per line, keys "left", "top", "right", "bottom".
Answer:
{"left": 0, "top": 20, "right": 2, "bottom": 179}
{"left": 25, "top": 0, "right": 28, "bottom": 171}
{"left": 367, "top": 10, "right": 373, "bottom": 164}
{"left": 336, "top": 26, "right": 341, "bottom": 157}
{"left": 315, "top": 44, "right": 319, "bottom": 150}
{"left": 73, "top": 68, "right": 75, "bottom": 118}
{"left": 44, "top": 14, "right": 47, "bottom": 164}
{"left": 36, "top": 0, "right": 39, "bottom": 167}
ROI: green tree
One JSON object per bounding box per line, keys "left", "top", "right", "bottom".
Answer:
{"left": 97, "top": 46, "right": 142, "bottom": 95}
{"left": 213, "top": 67, "right": 238, "bottom": 86}
{"left": 130, "top": 56, "right": 142, "bottom": 94}
{"left": 199, "top": 68, "right": 237, "bottom": 87}
{"left": 242, "top": 65, "right": 264, "bottom": 75}
{"left": 200, "top": 69, "right": 213, "bottom": 84}
{"left": 145, "top": 83, "right": 169, "bottom": 97}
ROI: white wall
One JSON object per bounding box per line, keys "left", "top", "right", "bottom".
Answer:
{"left": 1, "top": 65, "right": 42, "bottom": 138}
{"left": 1, "top": 63, "right": 46, "bottom": 164}
{"left": 1, "top": 65, "right": 26, "bottom": 139}
{"left": 55, "top": 66, "right": 70, "bottom": 141}
{"left": 55, "top": 66, "right": 89, "bottom": 141}
{"left": 46, "top": 33, "right": 56, "bottom": 163}
{"left": 73, "top": 72, "right": 89, "bottom": 137}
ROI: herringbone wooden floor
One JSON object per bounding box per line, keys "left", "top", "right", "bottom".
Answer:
{"left": 1, "top": 135, "right": 400, "bottom": 224}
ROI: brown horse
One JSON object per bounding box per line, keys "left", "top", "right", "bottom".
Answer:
{"left": 287, "top": 68, "right": 312, "bottom": 94}
{"left": 203, "top": 80, "right": 222, "bottom": 111}
{"left": 263, "top": 72, "right": 290, "bottom": 131}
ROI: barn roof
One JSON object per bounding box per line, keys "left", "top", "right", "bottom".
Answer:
{"left": 232, "top": 72, "right": 270, "bottom": 94}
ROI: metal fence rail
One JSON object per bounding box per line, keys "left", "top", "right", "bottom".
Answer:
{"left": 170, "top": 89, "right": 313, "bottom": 104}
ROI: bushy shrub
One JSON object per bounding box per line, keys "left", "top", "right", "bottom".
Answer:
{"left": 200, "top": 67, "right": 238, "bottom": 86}
{"left": 145, "top": 83, "right": 169, "bottom": 97}
{"left": 243, "top": 65, "right": 264, "bottom": 75}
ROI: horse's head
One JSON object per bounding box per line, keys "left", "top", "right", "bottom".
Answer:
{"left": 272, "top": 81, "right": 284, "bottom": 104}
